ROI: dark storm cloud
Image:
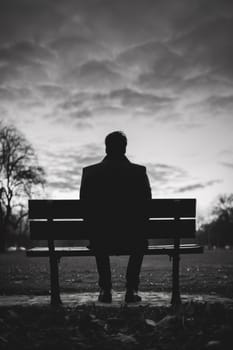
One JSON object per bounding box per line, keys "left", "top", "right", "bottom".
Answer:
{"left": 109, "top": 89, "right": 174, "bottom": 111}
{"left": 0, "top": 87, "right": 16, "bottom": 101}
{"left": 0, "top": 86, "right": 33, "bottom": 102}
{"left": 36, "top": 84, "right": 66, "bottom": 100}
{"left": 57, "top": 88, "right": 174, "bottom": 123}
{"left": 178, "top": 74, "right": 233, "bottom": 96}
{"left": 0, "top": 65, "right": 21, "bottom": 85}
{"left": 0, "top": 57, "right": 50, "bottom": 86}
{"left": 118, "top": 40, "right": 190, "bottom": 92}
{"left": 0, "top": 41, "right": 57, "bottom": 91}
{"left": 64, "top": 60, "right": 124, "bottom": 91}
{"left": 0, "top": 41, "right": 54, "bottom": 65}
{"left": 50, "top": 35, "right": 108, "bottom": 65}
{"left": 117, "top": 41, "right": 171, "bottom": 70}
{"left": 59, "top": 92, "right": 91, "bottom": 110}
{"left": 174, "top": 17, "right": 233, "bottom": 80}
{"left": 67, "top": 0, "right": 178, "bottom": 46}
{"left": 0, "top": 0, "right": 66, "bottom": 44}
{"left": 1, "top": 0, "right": 233, "bottom": 124}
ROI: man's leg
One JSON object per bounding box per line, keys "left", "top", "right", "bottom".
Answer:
{"left": 125, "top": 252, "right": 144, "bottom": 302}
{"left": 95, "top": 253, "right": 112, "bottom": 302}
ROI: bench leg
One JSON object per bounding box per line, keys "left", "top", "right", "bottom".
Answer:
{"left": 171, "top": 254, "right": 181, "bottom": 306}
{"left": 49, "top": 255, "right": 62, "bottom": 306}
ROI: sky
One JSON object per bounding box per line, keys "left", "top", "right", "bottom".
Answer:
{"left": 0, "top": 0, "right": 233, "bottom": 217}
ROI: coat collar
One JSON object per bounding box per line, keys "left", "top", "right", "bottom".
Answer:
{"left": 102, "top": 155, "right": 130, "bottom": 164}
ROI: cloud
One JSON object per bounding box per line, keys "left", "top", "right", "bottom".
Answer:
{"left": 0, "top": 40, "right": 56, "bottom": 84}
{"left": 203, "top": 95, "right": 233, "bottom": 114}
{"left": 50, "top": 35, "right": 108, "bottom": 66}
{"left": 114, "top": 1, "right": 233, "bottom": 95}
{"left": 178, "top": 74, "right": 233, "bottom": 97}
{"left": 117, "top": 40, "right": 192, "bottom": 94}
{"left": 0, "top": 87, "right": 16, "bottom": 101}
{"left": 42, "top": 143, "right": 103, "bottom": 193}
{"left": 145, "top": 162, "right": 188, "bottom": 195}
{"left": 0, "top": 65, "right": 21, "bottom": 85}
{"left": 145, "top": 163, "right": 222, "bottom": 196}
{"left": 35, "top": 84, "right": 66, "bottom": 100}
{"left": 221, "top": 162, "right": 233, "bottom": 169}
{"left": 177, "top": 180, "right": 222, "bottom": 193}
{"left": 0, "top": 0, "right": 66, "bottom": 44}
{"left": 187, "top": 95, "right": 233, "bottom": 119}
{"left": 174, "top": 14, "right": 233, "bottom": 82}
{"left": 0, "top": 55, "right": 52, "bottom": 87}
{"left": 55, "top": 87, "right": 175, "bottom": 124}
{"left": 71, "top": 0, "right": 177, "bottom": 47}
{"left": 0, "top": 86, "right": 33, "bottom": 102}
{"left": 64, "top": 60, "right": 124, "bottom": 91}
{"left": 117, "top": 41, "right": 171, "bottom": 71}
{"left": 0, "top": 40, "right": 54, "bottom": 65}
{"left": 48, "top": 179, "right": 78, "bottom": 192}
{"left": 109, "top": 88, "right": 174, "bottom": 112}
{"left": 1, "top": 0, "right": 233, "bottom": 118}
{"left": 147, "top": 162, "right": 187, "bottom": 181}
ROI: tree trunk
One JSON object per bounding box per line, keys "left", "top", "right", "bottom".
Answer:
{"left": 0, "top": 202, "right": 6, "bottom": 253}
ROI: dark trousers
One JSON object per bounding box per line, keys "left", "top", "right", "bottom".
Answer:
{"left": 95, "top": 252, "right": 144, "bottom": 291}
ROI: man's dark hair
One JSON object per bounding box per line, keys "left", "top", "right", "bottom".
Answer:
{"left": 105, "top": 131, "right": 127, "bottom": 156}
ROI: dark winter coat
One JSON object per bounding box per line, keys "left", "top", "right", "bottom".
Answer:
{"left": 80, "top": 155, "right": 152, "bottom": 252}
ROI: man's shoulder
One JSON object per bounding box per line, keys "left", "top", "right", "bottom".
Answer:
{"left": 82, "top": 160, "right": 147, "bottom": 174}
{"left": 83, "top": 162, "right": 103, "bottom": 174}
{"left": 130, "top": 162, "right": 147, "bottom": 173}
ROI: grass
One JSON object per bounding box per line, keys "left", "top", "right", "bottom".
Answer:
{"left": 0, "top": 248, "right": 233, "bottom": 297}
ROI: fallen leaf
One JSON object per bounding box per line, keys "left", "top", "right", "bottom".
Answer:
{"left": 145, "top": 319, "right": 156, "bottom": 328}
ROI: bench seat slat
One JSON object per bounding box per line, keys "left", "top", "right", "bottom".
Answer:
{"left": 29, "top": 199, "right": 196, "bottom": 219}
{"left": 26, "top": 244, "right": 203, "bottom": 257}
{"left": 29, "top": 219, "right": 196, "bottom": 240}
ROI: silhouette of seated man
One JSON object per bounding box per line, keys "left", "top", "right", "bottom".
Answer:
{"left": 80, "top": 131, "right": 152, "bottom": 303}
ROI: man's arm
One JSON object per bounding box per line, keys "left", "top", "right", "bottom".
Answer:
{"left": 139, "top": 166, "right": 152, "bottom": 200}
{"left": 144, "top": 167, "right": 152, "bottom": 200}
{"left": 80, "top": 168, "right": 88, "bottom": 200}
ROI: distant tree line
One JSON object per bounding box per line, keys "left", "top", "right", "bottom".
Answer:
{"left": 197, "top": 194, "right": 233, "bottom": 248}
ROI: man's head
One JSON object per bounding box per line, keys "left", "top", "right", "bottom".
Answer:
{"left": 105, "top": 131, "right": 127, "bottom": 156}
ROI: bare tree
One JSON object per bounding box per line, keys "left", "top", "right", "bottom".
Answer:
{"left": 0, "top": 123, "right": 46, "bottom": 252}
{"left": 197, "top": 194, "right": 233, "bottom": 247}
{"left": 212, "top": 194, "right": 233, "bottom": 222}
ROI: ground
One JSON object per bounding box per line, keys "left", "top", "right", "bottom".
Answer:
{"left": 0, "top": 249, "right": 233, "bottom": 297}
{"left": 0, "top": 249, "right": 233, "bottom": 349}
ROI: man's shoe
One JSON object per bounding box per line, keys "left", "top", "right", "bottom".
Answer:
{"left": 98, "top": 289, "right": 112, "bottom": 303}
{"left": 125, "top": 290, "right": 142, "bottom": 303}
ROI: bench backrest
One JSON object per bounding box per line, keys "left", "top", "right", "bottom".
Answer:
{"left": 29, "top": 199, "right": 196, "bottom": 240}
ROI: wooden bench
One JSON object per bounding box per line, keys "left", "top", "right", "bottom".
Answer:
{"left": 27, "top": 198, "right": 204, "bottom": 306}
